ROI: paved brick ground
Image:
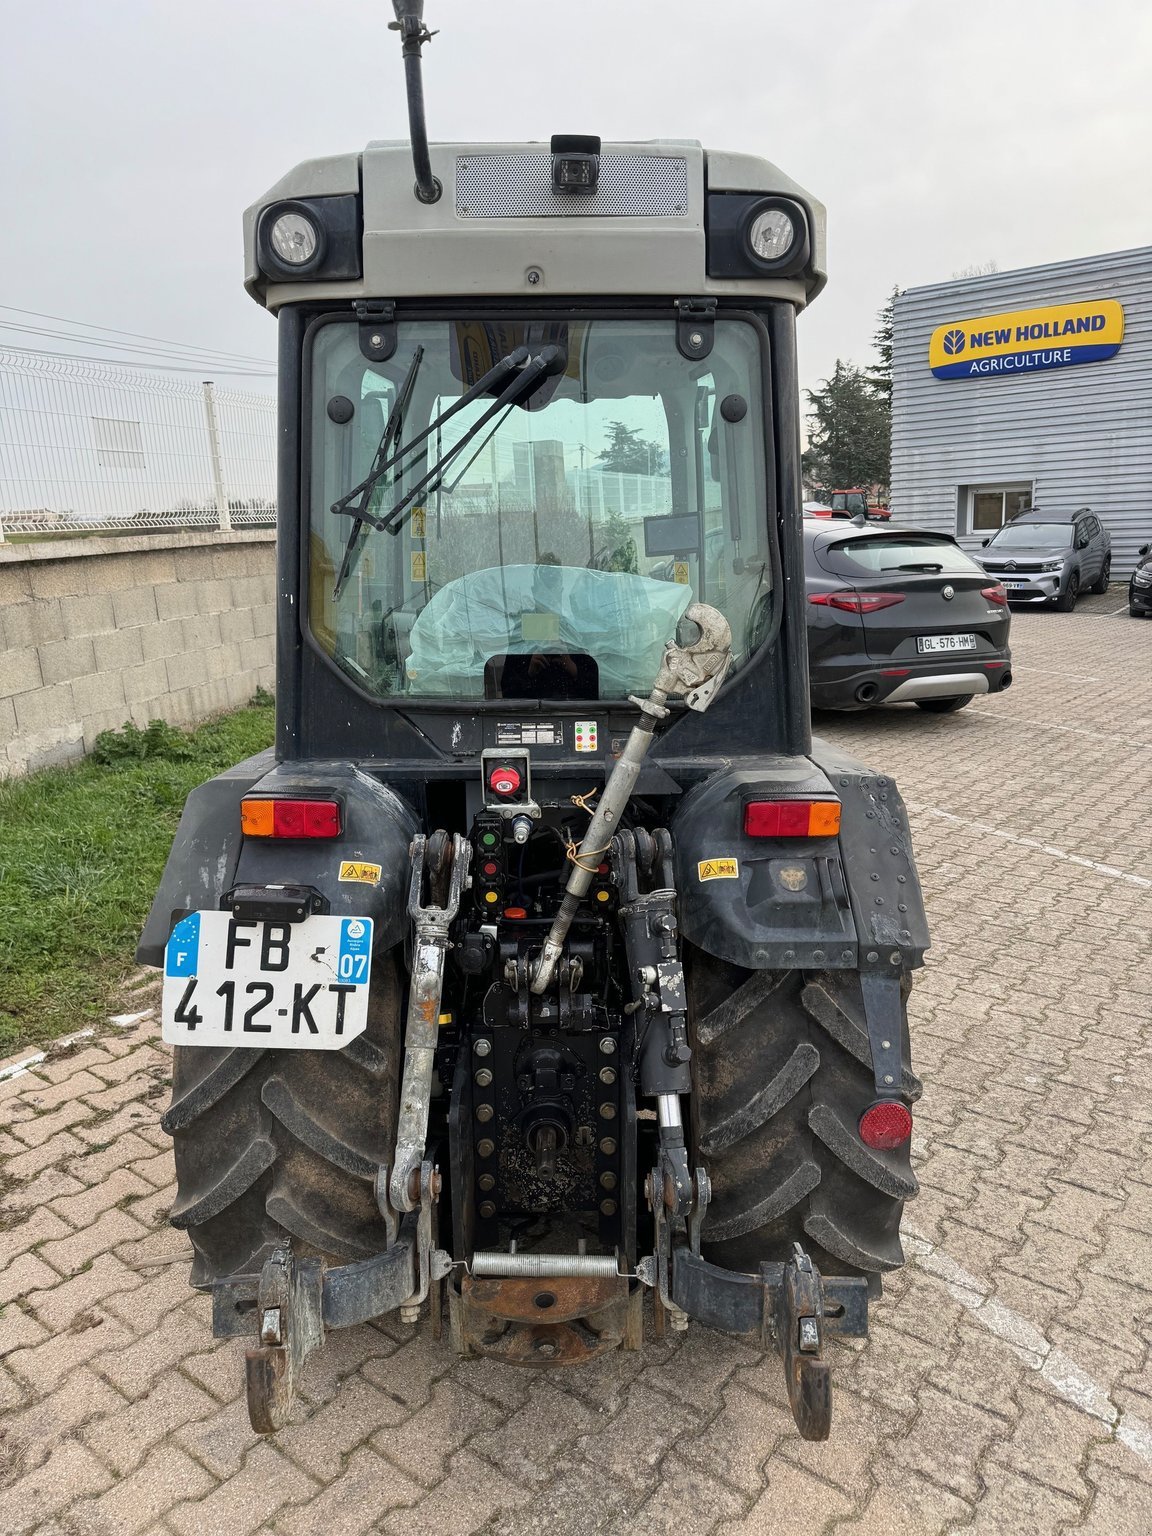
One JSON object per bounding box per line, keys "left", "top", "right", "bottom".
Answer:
{"left": 2, "top": 592, "right": 1151, "bottom": 1534}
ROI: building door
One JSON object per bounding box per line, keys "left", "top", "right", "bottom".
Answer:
{"left": 965, "top": 483, "right": 1033, "bottom": 535}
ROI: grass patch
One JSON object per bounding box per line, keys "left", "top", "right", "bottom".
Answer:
{"left": 0, "top": 696, "right": 275, "bottom": 1056}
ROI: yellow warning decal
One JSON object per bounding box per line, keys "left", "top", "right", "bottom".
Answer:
{"left": 411, "top": 506, "right": 426, "bottom": 537}
{"left": 339, "top": 860, "right": 382, "bottom": 884}
{"left": 697, "top": 858, "right": 739, "bottom": 881}
{"left": 410, "top": 550, "right": 427, "bottom": 581}
{"left": 673, "top": 560, "right": 691, "bottom": 585}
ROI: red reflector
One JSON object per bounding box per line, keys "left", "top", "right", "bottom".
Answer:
{"left": 271, "top": 799, "right": 341, "bottom": 838}
{"left": 982, "top": 584, "right": 1008, "bottom": 605}
{"left": 880, "top": 668, "right": 911, "bottom": 676}
{"left": 858, "top": 1101, "right": 912, "bottom": 1150}
{"left": 743, "top": 800, "right": 841, "bottom": 837}
{"left": 808, "top": 591, "right": 905, "bottom": 614}
{"left": 489, "top": 766, "right": 522, "bottom": 797}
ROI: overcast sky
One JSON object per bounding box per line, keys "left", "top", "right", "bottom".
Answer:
{"left": 3, "top": 0, "right": 1151, "bottom": 406}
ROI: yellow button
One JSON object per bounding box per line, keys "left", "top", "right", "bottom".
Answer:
{"left": 595, "top": 889, "right": 611, "bottom": 902}
{"left": 484, "top": 890, "right": 499, "bottom": 904}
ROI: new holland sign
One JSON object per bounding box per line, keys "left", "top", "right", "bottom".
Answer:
{"left": 929, "top": 299, "right": 1125, "bottom": 380}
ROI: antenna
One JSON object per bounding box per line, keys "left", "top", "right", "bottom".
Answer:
{"left": 389, "top": 2, "right": 442, "bottom": 205}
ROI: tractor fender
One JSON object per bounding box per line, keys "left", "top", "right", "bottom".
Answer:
{"left": 670, "top": 747, "right": 929, "bottom": 971}
{"left": 137, "top": 757, "right": 418, "bottom": 966}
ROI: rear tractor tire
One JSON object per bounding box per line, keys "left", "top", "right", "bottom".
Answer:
{"left": 687, "top": 954, "right": 920, "bottom": 1278}
{"left": 164, "top": 952, "right": 403, "bottom": 1286}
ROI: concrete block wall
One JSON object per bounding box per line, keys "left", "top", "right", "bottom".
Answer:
{"left": 0, "top": 530, "right": 277, "bottom": 777}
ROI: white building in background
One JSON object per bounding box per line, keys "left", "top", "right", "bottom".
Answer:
{"left": 890, "top": 246, "right": 1152, "bottom": 567}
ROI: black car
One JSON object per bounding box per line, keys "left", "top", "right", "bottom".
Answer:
{"left": 976, "top": 507, "right": 1111, "bottom": 611}
{"left": 804, "top": 521, "right": 1013, "bottom": 712}
{"left": 1130, "top": 542, "right": 1152, "bottom": 617}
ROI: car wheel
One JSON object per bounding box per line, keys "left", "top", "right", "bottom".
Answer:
{"left": 1092, "top": 558, "right": 1111, "bottom": 595}
{"left": 914, "top": 695, "right": 973, "bottom": 713}
{"left": 1055, "top": 573, "right": 1080, "bottom": 612}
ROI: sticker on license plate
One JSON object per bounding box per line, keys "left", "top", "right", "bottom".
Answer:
{"left": 161, "top": 911, "right": 373, "bottom": 1049}
{"left": 916, "top": 633, "right": 977, "bottom": 653}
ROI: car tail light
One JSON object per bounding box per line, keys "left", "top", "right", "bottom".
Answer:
{"left": 858, "top": 1101, "right": 912, "bottom": 1149}
{"left": 982, "top": 584, "right": 1008, "bottom": 605}
{"left": 808, "top": 591, "right": 906, "bottom": 614}
{"left": 743, "top": 800, "right": 842, "bottom": 837}
{"left": 240, "top": 798, "right": 342, "bottom": 838}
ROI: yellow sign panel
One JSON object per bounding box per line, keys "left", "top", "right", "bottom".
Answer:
{"left": 339, "top": 860, "right": 382, "bottom": 885}
{"left": 673, "top": 561, "right": 691, "bottom": 586}
{"left": 929, "top": 299, "right": 1124, "bottom": 381}
{"left": 697, "top": 858, "right": 739, "bottom": 882}
{"left": 410, "top": 550, "right": 426, "bottom": 581}
{"left": 411, "top": 507, "right": 426, "bottom": 538}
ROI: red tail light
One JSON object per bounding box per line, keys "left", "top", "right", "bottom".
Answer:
{"left": 744, "top": 800, "right": 842, "bottom": 837}
{"left": 808, "top": 591, "right": 906, "bottom": 614}
{"left": 241, "top": 798, "right": 342, "bottom": 838}
{"left": 858, "top": 1101, "right": 912, "bottom": 1149}
{"left": 982, "top": 584, "right": 1008, "bottom": 605}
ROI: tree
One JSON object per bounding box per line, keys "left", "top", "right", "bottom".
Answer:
{"left": 596, "top": 421, "right": 667, "bottom": 477}
{"left": 803, "top": 361, "right": 891, "bottom": 493}
{"left": 866, "top": 284, "right": 901, "bottom": 402}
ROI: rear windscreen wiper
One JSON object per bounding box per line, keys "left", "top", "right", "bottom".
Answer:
{"left": 334, "top": 345, "right": 567, "bottom": 541}
{"left": 882, "top": 562, "right": 944, "bottom": 572}
{"left": 334, "top": 345, "right": 425, "bottom": 598}
{"left": 330, "top": 345, "right": 530, "bottom": 525}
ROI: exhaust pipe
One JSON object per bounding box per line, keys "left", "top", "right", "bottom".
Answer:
{"left": 998, "top": 670, "right": 1013, "bottom": 691}
{"left": 854, "top": 681, "right": 880, "bottom": 704}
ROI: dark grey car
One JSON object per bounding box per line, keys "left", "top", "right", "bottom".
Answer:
{"left": 977, "top": 507, "right": 1111, "bottom": 611}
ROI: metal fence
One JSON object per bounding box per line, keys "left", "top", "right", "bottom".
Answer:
{"left": 0, "top": 350, "right": 277, "bottom": 541}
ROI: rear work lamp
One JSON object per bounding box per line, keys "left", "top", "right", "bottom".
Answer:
{"left": 241, "top": 798, "right": 342, "bottom": 839}
{"left": 743, "top": 800, "right": 842, "bottom": 838}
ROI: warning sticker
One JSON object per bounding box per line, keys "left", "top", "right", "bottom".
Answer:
{"left": 673, "top": 560, "right": 691, "bottom": 585}
{"left": 574, "top": 721, "right": 598, "bottom": 753}
{"left": 410, "top": 551, "right": 426, "bottom": 581}
{"left": 339, "top": 860, "right": 382, "bottom": 885}
{"left": 411, "top": 507, "right": 426, "bottom": 537}
{"left": 697, "top": 858, "right": 739, "bottom": 881}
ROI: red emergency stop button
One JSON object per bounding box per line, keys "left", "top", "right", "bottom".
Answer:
{"left": 489, "top": 765, "right": 522, "bottom": 797}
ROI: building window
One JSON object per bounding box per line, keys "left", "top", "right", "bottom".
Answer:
{"left": 960, "top": 482, "right": 1033, "bottom": 535}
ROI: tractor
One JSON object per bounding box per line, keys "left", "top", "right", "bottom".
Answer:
{"left": 140, "top": 2, "right": 925, "bottom": 1440}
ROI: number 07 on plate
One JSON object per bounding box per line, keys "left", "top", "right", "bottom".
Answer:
{"left": 162, "top": 911, "right": 373, "bottom": 1049}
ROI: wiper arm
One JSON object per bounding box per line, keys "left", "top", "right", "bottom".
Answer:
{"left": 339, "top": 345, "right": 567, "bottom": 540}
{"left": 330, "top": 344, "right": 530, "bottom": 522}
{"left": 881, "top": 562, "right": 944, "bottom": 572}
{"left": 334, "top": 344, "right": 425, "bottom": 598}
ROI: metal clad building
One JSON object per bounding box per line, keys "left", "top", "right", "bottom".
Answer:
{"left": 890, "top": 246, "right": 1152, "bottom": 568}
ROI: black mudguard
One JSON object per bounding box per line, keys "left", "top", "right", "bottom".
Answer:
{"left": 670, "top": 744, "right": 929, "bottom": 972}
{"left": 137, "top": 757, "right": 418, "bottom": 965}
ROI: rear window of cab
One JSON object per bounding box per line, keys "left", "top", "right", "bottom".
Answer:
{"left": 818, "top": 534, "right": 985, "bottom": 579}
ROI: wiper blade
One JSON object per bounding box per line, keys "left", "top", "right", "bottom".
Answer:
{"left": 330, "top": 344, "right": 530, "bottom": 523}
{"left": 334, "top": 344, "right": 425, "bottom": 598}
{"left": 344, "top": 345, "right": 567, "bottom": 540}
{"left": 881, "top": 562, "right": 944, "bottom": 572}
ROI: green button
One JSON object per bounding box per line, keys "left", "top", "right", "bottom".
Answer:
{"left": 481, "top": 832, "right": 498, "bottom": 848}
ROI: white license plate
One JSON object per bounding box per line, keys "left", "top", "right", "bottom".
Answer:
{"left": 162, "top": 911, "right": 373, "bottom": 1049}
{"left": 1003, "top": 580, "right": 1031, "bottom": 588}
{"left": 917, "top": 633, "right": 977, "bottom": 653}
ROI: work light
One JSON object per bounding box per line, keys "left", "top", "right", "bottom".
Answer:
{"left": 269, "top": 210, "right": 321, "bottom": 266}
{"left": 748, "top": 206, "right": 798, "bottom": 264}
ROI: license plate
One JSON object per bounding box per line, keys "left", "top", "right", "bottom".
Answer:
{"left": 1003, "top": 580, "right": 1031, "bottom": 588}
{"left": 917, "top": 633, "right": 977, "bottom": 653}
{"left": 162, "top": 911, "right": 373, "bottom": 1049}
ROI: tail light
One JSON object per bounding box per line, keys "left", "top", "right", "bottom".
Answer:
{"left": 982, "top": 584, "right": 1008, "bottom": 605}
{"left": 241, "top": 798, "right": 342, "bottom": 838}
{"left": 808, "top": 591, "right": 905, "bottom": 614}
{"left": 744, "top": 800, "right": 842, "bottom": 837}
{"left": 858, "top": 1101, "right": 912, "bottom": 1149}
